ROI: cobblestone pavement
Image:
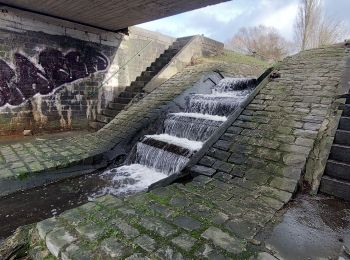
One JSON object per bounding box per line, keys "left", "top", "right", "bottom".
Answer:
{"left": 0, "top": 61, "right": 262, "bottom": 186}
{"left": 1, "top": 45, "right": 349, "bottom": 259}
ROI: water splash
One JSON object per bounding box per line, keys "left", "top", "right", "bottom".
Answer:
{"left": 95, "top": 164, "right": 168, "bottom": 196}
{"left": 170, "top": 112, "right": 227, "bottom": 122}
{"left": 164, "top": 113, "right": 222, "bottom": 141}
{"left": 134, "top": 142, "right": 190, "bottom": 175}
{"left": 145, "top": 134, "right": 203, "bottom": 151}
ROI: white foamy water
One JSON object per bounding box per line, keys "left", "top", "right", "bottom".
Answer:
{"left": 215, "top": 77, "right": 255, "bottom": 92}
{"left": 171, "top": 112, "right": 227, "bottom": 122}
{"left": 97, "top": 164, "right": 167, "bottom": 196}
{"left": 195, "top": 93, "right": 246, "bottom": 98}
{"left": 135, "top": 142, "right": 190, "bottom": 174}
{"left": 145, "top": 134, "right": 203, "bottom": 151}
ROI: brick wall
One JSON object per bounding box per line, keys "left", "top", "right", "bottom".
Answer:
{"left": 0, "top": 9, "right": 174, "bottom": 135}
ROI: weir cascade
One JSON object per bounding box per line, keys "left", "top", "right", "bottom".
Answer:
{"left": 92, "top": 75, "right": 257, "bottom": 197}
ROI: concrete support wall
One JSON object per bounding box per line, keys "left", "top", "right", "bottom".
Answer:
{"left": 0, "top": 9, "right": 174, "bottom": 135}
{"left": 144, "top": 35, "right": 224, "bottom": 93}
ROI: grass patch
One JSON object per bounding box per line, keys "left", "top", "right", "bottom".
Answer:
{"left": 203, "top": 50, "right": 270, "bottom": 67}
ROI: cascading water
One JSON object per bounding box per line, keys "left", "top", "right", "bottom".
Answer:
{"left": 92, "top": 76, "right": 256, "bottom": 197}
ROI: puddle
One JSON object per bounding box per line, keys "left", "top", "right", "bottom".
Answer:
{"left": 258, "top": 194, "right": 350, "bottom": 259}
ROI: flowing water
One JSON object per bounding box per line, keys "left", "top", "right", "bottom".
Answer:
{"left": 92, "top": 77, "right": 256, "bottom": 197}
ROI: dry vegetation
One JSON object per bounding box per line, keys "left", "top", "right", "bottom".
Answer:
{"left": 225, "top": 0, "right": 348, "bottom": 62}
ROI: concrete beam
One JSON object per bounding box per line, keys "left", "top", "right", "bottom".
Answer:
{"left": 0, "top": 0, "right": 230, "bottom": 32}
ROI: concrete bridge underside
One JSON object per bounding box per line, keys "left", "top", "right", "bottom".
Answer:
{"left": 0, "top": 0, "right": 230, "bottom": 31}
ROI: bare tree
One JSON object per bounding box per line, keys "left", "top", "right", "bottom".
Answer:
{"left": 226, "top": 25, "right": 290, "bottom": 62}
{"left": 294, "top": 0, "right": 346, "bottom": 50}
{"left": 318, "top": 18, "right": 347, "bottom": 46}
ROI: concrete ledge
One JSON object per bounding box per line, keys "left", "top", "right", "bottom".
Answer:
{"left": 144, "top": 35, "right": 224, "bottom": 93}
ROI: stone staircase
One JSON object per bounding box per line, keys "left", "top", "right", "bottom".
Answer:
{"left": 320, "top": 93, "right": 350, "bottom": 201}
{"left": 89, "top": 38, "right": 189, "bottom": 130}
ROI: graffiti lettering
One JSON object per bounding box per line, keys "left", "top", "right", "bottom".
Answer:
{"left": 0, "top": 47, "right": 108, "bottom": 107}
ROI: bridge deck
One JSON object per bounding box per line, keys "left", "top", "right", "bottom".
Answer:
{"left": 0, "top": 0, "right": 229, "bottom": 31}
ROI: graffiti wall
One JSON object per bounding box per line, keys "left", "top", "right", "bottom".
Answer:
{"left": 0, "top": 48, "right": 109, "bottom": 107}
{"left": 0, "top": 12, "right": 174, "bottom": 136}
{"left": 0, "top": 24, "right": 117, "bottom": 136}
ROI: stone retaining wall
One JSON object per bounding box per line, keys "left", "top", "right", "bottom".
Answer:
{"left": 190, "top": 44, "right": 348, "bottom": 195}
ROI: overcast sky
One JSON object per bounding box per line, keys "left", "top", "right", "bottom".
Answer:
{"left": 138, "top": 0, "right": 350, "bottom": 43}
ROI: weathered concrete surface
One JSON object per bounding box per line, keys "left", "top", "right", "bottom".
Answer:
{"left": 1, "top": 45, "right": 348, "bottom": 259}
{"left": 0, "top": 0, "right": 229, "bottom": 31}
{"left": 0, "top": 60, "right": 264, "bottom": 197}
{"left": 144, "top": 36, "right": 224, "bottom": 93}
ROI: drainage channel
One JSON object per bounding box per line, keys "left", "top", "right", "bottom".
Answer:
{"left": 0, "top": 74, "right": 257, "bottom": 240}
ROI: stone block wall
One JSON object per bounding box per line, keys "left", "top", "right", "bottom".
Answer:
{"left": 189, "top": 45, "right": 348, "bottom": 194}
{"left": 0, "top": 8, "right": 174, "bottom": 135}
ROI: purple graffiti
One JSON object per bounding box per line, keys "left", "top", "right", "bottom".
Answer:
{"left": 0, "top": 48, "right": 108, "bottom": 107}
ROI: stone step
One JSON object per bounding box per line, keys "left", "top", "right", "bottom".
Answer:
{"left": 146, "top": 65, "right": 162, "bottom": 73}
{"left": 320, "top": 176, "right": 350, "bottom": 201}
{"left": 89, "top": 121, "right": 106, "bottom": 130}
{"left": 108, "top": 102, "right": 126, "bottom": 110}
{"left": 339, "top": 117, "right": 350, "bottom": 131}
{"left": 159, "top": 53, "right": 174, "bottom": 60}
{"left": 103, "top": 108, "right": 122, "bottom": 118}
{"left": 325, "top": 160, "right": 350, "bottom": 182}
{"left": 141, "top": 70, "right": 156, "bottom": 77}
{"left": 141, "top": 138, "right": 192, "bottom": 157}
{"left": 151, "top": 60, "right": 167, "bottom": 68}
{"left": 124, "top": 86, "right": 143, "bottom": 93}
{"left": 113, "top": 97, "right": 132, "bottom": 104}
{"left": 340, "top": 104, "right": 350, "bottom": 116}
{"left": 165, "top": 47, "right": 178, "bottom": 53}
{"left": 96, "top": 114, "right": 113, "bottom": 124}
{"left": 159, "top": 55, "right": 172, "bottom": 62}
{"left": 171, "top": 42, "right": 184, "bottom": 50}
{"left": 164, "top": 49, "right": 178, "bottom": 56}
{"left": 119, "top": 91, "right": 137, "bottom": 98}
{"left": 136, "top": 75, "right": 152, "bottom": 82}
{"left": 130, "top": 81, "right": 146, "bottom": 88}
{"left": 334, "top": 129, "right": 350, "bottom": 146}
{"left": 329, "top": 144, "right": 350, "bottom": 163}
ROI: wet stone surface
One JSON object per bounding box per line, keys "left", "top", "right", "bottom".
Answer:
{"left": 257, "top": 194, "right": 350, "bottom": 259}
